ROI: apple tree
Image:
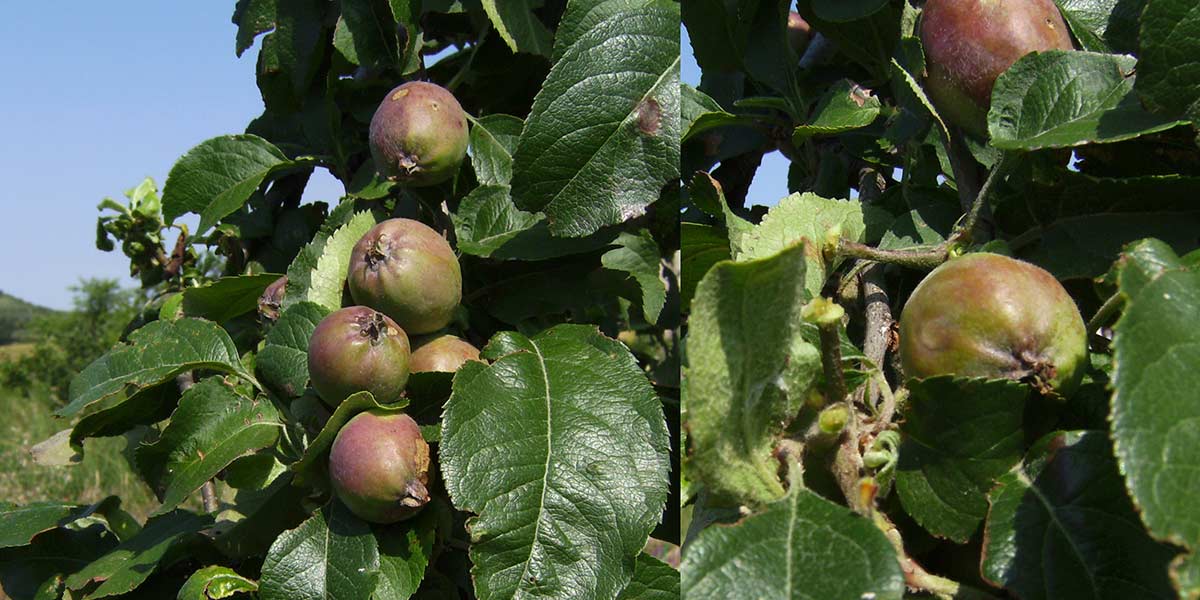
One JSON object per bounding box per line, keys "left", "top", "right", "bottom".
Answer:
{"left": 681, "top": 1, "right": 1200, "bottom": 598}
{"left": 0, "top": 1, "right": 681, "bottom": 599}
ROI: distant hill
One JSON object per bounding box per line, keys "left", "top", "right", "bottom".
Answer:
{"left": 0, "top": 291, "right": 56, "bottom": 344}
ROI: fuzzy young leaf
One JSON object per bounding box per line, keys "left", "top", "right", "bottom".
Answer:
{"left": 135, "top": 378, "right": 282, "bottom": 516}
{"left": 685, "top": 244, "right": 819, "bottom": 505}
{"left": 259, "top": 501, "right": 380, "bottom": 600}
{"left": 896, "top": 377, "right": 1028, "bottom": 543}
{"left": 59, "top": 319, "right": 251, "bottom": 419}
{"left": 1110, "top": 239, "right": 1200, "bottom": 595}
{"left": 982, "top": 430, "right": 1179, "bottom": 599}
{"left": 511, "top": 0, "right": 680, "bottom": 236}
{"left": 162, "top": 135, "right": 296, "bottom": 233}
{"left": 681, "top": 484, "right": 904, "bottom": 599}
{"left": 440, "top": 325, "right": 671, "bottom": 599}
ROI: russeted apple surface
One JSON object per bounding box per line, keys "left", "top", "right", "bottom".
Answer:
{"left": 329, "top": 410, "right": 431, "bottom": 523}
{"left": 307, "top": 306, "right": 411, "bottom": 406}
{"left": 369, "top": 81, "right": 469, "bottom": 186}
{"left": 348, "top": 218, "right": 462, "bottom": 335}
{"left": 899, "top": 253, "right": 1087, "bottom": 396}
{"left": 410, "top": 334, "right": 481, "bottom": 374}
{"left": 920, "top": 0, "right": 1074, "bottom": 135}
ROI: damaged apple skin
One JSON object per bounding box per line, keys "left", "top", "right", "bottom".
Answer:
{"left": 409, "top": 334, "right": 481, "bottom": 374}
{"left": 348, "top": 218, "right": 462, "bottom": 335}
{"left": 329, "top": 410, "right": 431, "bottom": 523}
{"left": 920, "top": 0, "right": 1074, "bottom": 136}
{"left": 899, "top": 253, "right": 1087, "bottom": 397}
{"left": 369, "top": 81, "right": 469, "bottom": 186}
{"left": 307, "top": 306, "right": 411, "bottom": 407}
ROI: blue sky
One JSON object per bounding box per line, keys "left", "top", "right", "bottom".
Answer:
{"left": 681, "top": 26, "right": 791, "bottom": 212}
{"left": 0, "top": 8, "right": 786, "bottom": 310}
{"left": 0, "top": 3, "right": 342, "bottom": 310}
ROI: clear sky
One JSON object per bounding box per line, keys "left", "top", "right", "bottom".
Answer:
{"left": 0, "top": 3, "right": 342, "bottom": 310}
{"left": 681, "top": 25, "right": 791, "bottom": 213}
{"left": 0, "top": 8, "right": 786, "bottom": 310}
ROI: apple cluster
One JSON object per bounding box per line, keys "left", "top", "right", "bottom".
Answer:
{"left": 260, "top": 82, "right": 479, "bottom": 524}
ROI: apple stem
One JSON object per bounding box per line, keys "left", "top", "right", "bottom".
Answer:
{"left": 1087, "top": 292, "right": 1124, "bottom": 339}
{"left": 874, "top": 511, "right": 1002, "bottom": 599}
{"left": 952, "top": 150, "right": 1019, "bottom": 246}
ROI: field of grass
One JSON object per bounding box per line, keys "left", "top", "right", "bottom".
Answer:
{"left": 0, "top": 343, "right": 35, "bottom": 362}
{"left": 0, "top": 384, "right": 160, "bottom": 521}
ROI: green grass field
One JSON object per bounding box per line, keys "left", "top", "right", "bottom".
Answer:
{"left": 0, "top": 383, "right": 160, "bottom": 521}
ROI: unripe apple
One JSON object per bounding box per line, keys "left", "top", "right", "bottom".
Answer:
{"left": 369, "top": 81, "right": 469, "bottom": 186}
{"left": 409, "top": 334, "right": 481, "bottom": 374}
{"left": 329, "top": 410, "right": 430, "bottom": 523}
{"left": 920, "top": 0, "right": 1074, "bottom": 136}
{"left": 307, "top": 306, "right": 411, "bottom": 406}
{"left": 348, "top": 218, "right": 462, "bottom": 335}
{"left": 899, "top": 253, "right": 1087, "bottom": 396}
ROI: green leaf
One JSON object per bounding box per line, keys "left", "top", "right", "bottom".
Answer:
{"left": 256, "top": 301, "right": 330, "bottom": 399}
{"left": 680, "top": 223, "right": 730, "bottom": 314}
{"left": 1055, "top": 0, "right": 1146, "bottom": 53}
{"left": 687, "top": 172, "right": 753, "bottom": 254}
{"left": 135, "top": 378, "right": 282, "bottom": 516}
{"left": 289, "top": 391, "right": 409, "bottom": 487}
{"left": 511, "top": 0, "right": 681, "bottom": 236}
{"left": 252, "top": 0, "right": 327, "bottom": 111}
{"left": 469, "top": 114, "right": 524, "bottom": 186}
{"left": 440, "top": 324, "right": 671, "bottom": 599}
{"left": 681, "top": 484, "right": 904, "bottom": 599}
{"left": 162, "top": 135, "right": 296, "bottom": 233}
{"left": 554, "top": 0, "right": 638, "bottom": 62}
{"left": 481, "top": 0, "right": 552, "bottom": 56}
{"left": 1110, "top": 239, "right": 1200, "bottom": 595}
{"left": 64, "top": 510, "right": 212, "bottom": 599}
{"left": 989, "top": 51, "right": 1186, "bottom": 150}
{"left": 1023, "top": 212, "right": 1200, "bottom": 280}
{"left": 178, "top": 565, "right": 259, "bottom": 600}
{"left": 182, "top": 274, "right": 282, "bottom": 324}
{"left": 0, "top": 526, "right": 118, "bottom": 600}
{"left": 1136, "top": 0, "right": 1200, "bottom": 124}
{"left": 615, "top": 554, "right": 678, "bottom": 600}
{"left": 284, "top": 208, "right": 378, "bottom": 312}
{"left": 233, "top": 0, "right": 277, "bottom": 56}
{"left": 336, "top": 0, "right": 403, "bottom": 70}
{"left": 793, "top": 79, "right": 882, "bottom": 142}
{"left": 681, "top": 84, "right": 750, "bottom": 143}
{"left": 0, "top": 497, "right": 134, "bottom": 550}
{"left": 259, "top": 501, "right": 380, "bottom": 600}
{"left": 685, "top": 244, "right": 820, "bottom": 504}
{"left": 452, "top": 185, "right": 617, "bottom": 260}
{"left": 59, "top": 319, "right": 251, "bottom": 419}
{"left": 812, "top": 0, "right": 890, "bottom": 22}
{"left": 211, "top": 473, "right": 310, "bottom": 560}
{"left": 374, "top": 509, "right": 437, "bottom": 600}
{"left": 896, "top": 377, "right": 1028, "bottom": 543}
{"left": 982, "top": 430, "right": 1180, "bottom": 600}
{"left": 602, "top": 231, "right": 667, "bottom": 323}
{"left": 739, "top": 192, "right": 885, "bottom": 300}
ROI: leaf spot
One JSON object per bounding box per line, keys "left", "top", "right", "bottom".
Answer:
{"left": 636, "top": 98, "right": 662, "bottom": 135}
